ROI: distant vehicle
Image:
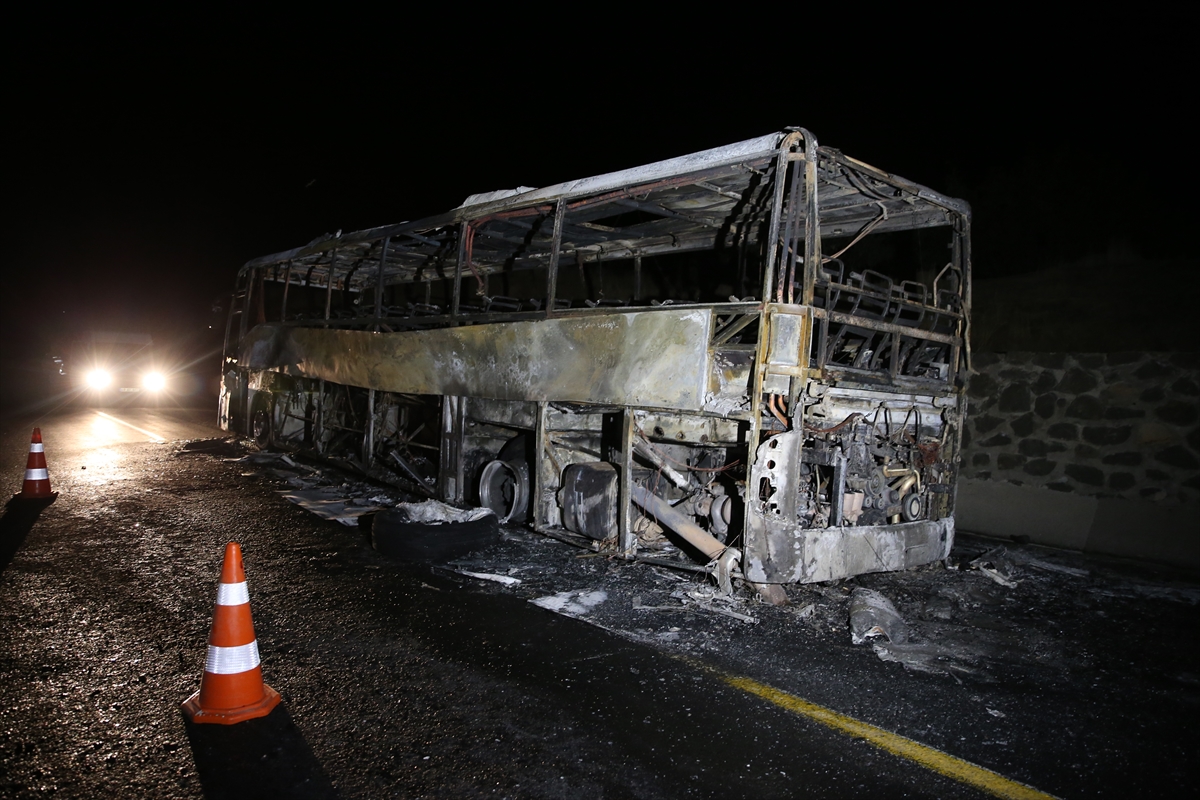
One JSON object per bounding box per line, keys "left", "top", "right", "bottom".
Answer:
{"left": 219, "top": 129, "right": 971, "bottom": 589}
{"left": 69, "top": 332, "right": 171, "bottom": 404}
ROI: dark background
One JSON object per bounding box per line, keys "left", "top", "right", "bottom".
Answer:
{"left": 3, "top": 20, "right": 1192, "bottom": 374}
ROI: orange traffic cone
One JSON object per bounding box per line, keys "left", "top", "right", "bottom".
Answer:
{"left": 182, "top": 542, "right": 281, "bottom": 724}
{"left": 15, "top": 428, "right": 57, "bottom": 503}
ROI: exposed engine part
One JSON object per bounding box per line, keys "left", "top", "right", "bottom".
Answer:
{"left": 900, "top": 492, "right": 923, "bottom": 522}
{"left": 630, "top": 484, "right": 727, "bottom": 562}
{"left": 633, "top": 439, "right": 691, "bottom": 491}
{"left": 709, "top": 494, "right": 732, "bottom": 537}
{"left": 842, "top": 491, "right": 865, "bottom": 525}
{"left": 715, "top": 547, "right": 741, "bottom": 597}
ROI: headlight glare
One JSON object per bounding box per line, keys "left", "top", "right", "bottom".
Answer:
{"left": 86, "top": 369, "right": 111, "bottom": 389}
{"left": 142, "top": 372, "right": 166, "bottom": 391}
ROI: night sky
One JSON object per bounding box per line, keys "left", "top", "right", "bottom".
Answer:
{"left": 4, "top": 22, "right": 1190, "bottom": 367}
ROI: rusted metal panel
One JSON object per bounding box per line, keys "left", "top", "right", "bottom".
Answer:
{"left": 243, "top": 308, "right": 713, "bottom": 411}
{"left": 744, "top": 515, "right": 954, "bottom": 584}
{"left": 797, "top": 518, "right": 954, "bottom": 583}
{"left": 745, "top": 429, "right": 806, "bottom": 581}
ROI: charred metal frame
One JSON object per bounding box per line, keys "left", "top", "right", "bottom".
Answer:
{"left": 220, "top": 129, "right": 971, "bottom": 586}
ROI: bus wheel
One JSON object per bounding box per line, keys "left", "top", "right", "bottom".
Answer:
{"left": 477, "top": 435, "right": 531, "bottom": 523}
{"left": 251, "top": 397, "right": 273, "bottom": 447}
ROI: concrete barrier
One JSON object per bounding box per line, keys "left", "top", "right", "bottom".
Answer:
{"left": 957, "top": 477, "right": 1199, "bottom": 570}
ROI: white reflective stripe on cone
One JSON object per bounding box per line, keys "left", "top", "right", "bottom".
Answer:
{"left": 29, "top": 443, "right": 44, "bottom": 453}
{"left": 25, "top": 468, "right": 49, "bottom": 480}
{"left": 216, "top": 581, "right": 250, "bottom": 606}
{"left": 205, "top": 641, "right": 261, "bottom": 674}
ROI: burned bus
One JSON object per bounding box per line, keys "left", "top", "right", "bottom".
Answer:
{"left": 219, "top": 129, "right": 971, "bottom": 590}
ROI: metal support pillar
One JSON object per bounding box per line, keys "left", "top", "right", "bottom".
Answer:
{"left": 618, "top": 409, "right": 637, "bottom": 557}
{"left": 533, "top": 401, "right": 552, "bottom": 529}
{"left": 363, "top": 389, "right": 376, "bottom": 467}
{"left": 545, "top": 199, "right": 565, "bottom": 316}
{"left": 438, "top": 395, "right": 465, "bottom": 503}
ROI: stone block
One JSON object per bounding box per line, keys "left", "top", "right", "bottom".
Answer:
{"left": 1108, "top": 472, "right": 1136, "bottom": 491}
{"left": 997, "top": 453, "right": 1027, "bottom": 470}
{"left": 1100, "top": 382, "right": 1141, "bottom": 405}
{"left": 1065, "top": 395, "right": 1103, "bottom": 420}
{"left": 1058, "top": 367, "right": 1099, "bottom": 394}
{"left": 1134, "top": 422, "right": 1178, "bottom": 447}
{"left": 1048, "top": 423, "right": 1078, "bottom": 441}
{"left": 1101, "top": 451, "right": 1142, "bottom": 466}
{"left": 1171, "top": 377, "right": 1200, "bottom": 397}
{"left": 1000, "top": 368, "right": 1032, "bottom": 382}
{"left": 969, "top": 397, "right": 994, "bottom": 415}
{"left": 1023, "top": 459, "right": 1057, "bottom": 476}
{"left": 1064, "top": 464, "right": 1105, "bottom": 486}
{"left": 998, "top": 384, "right": 1032, "bottom": 413}
{"left": 1136, "top": 361, "right": 1173, "bottom": 380}
{"left": 1139, "top": 386, "right": 1166, "bottom": 403}
{"left": 1010, "top": 413, "right": 1037, "bottom": 437}
{"left": 1155, "top": 402, "right": 1199, "bottom": 426}
{"left": 1082, "top": 426, "right": 1131, "bottom": 446}
{"left": 1035, "top": 393, "right": 1057, "bottom": 419}
{"left": 980, "top": 433, "right": 1012, "bottom": 447}
{"left": 967, "top": 372, "right": 998, "bottom": 399}
{"left": 1155, "top": 446, "right": 1200, "bottom": 470}
{"left": 1018, "top": 440, "right": 1044, "bottom": 457}
{"left": 973, "top": 414, "right": 1004, "bottom": 433}
{"left": 1033, "top": 371, "right": 1058, "bottom": 393}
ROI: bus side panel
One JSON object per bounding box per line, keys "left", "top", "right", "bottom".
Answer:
{"left": 240, "top": 309, "right": 714, "bottom": 411}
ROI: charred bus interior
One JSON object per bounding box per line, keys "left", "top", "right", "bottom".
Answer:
{"left": 221, "top": 129, "right": 971, "bottom": 589}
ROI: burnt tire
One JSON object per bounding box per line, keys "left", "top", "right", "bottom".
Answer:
{"left": 251, "top": 396, "right": 273, "bottom": 447}
{"left": 371, "top": 510, "right": 499, "bottom": 562}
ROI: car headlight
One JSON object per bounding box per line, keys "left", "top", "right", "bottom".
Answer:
{"left": 142, "top": 372, "right": 166, "bottom": 391}
{"left": 86, "top": 369, "right": 111, "bottom": 389}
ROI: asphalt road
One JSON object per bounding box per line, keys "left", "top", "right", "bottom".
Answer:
{"left": 1, "top": 406, "right": 1196, "bottom": 798}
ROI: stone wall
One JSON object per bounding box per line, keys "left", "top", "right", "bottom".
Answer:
{"left": 960, "top": 352, "right": 1200, "bottom": 505}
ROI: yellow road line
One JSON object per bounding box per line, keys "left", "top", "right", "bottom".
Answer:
{"left": 698, "top": 660, "right": 1058, "bottom": 800}
{"left": 94, "top": 411, "right": 167, "bottom": 443}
